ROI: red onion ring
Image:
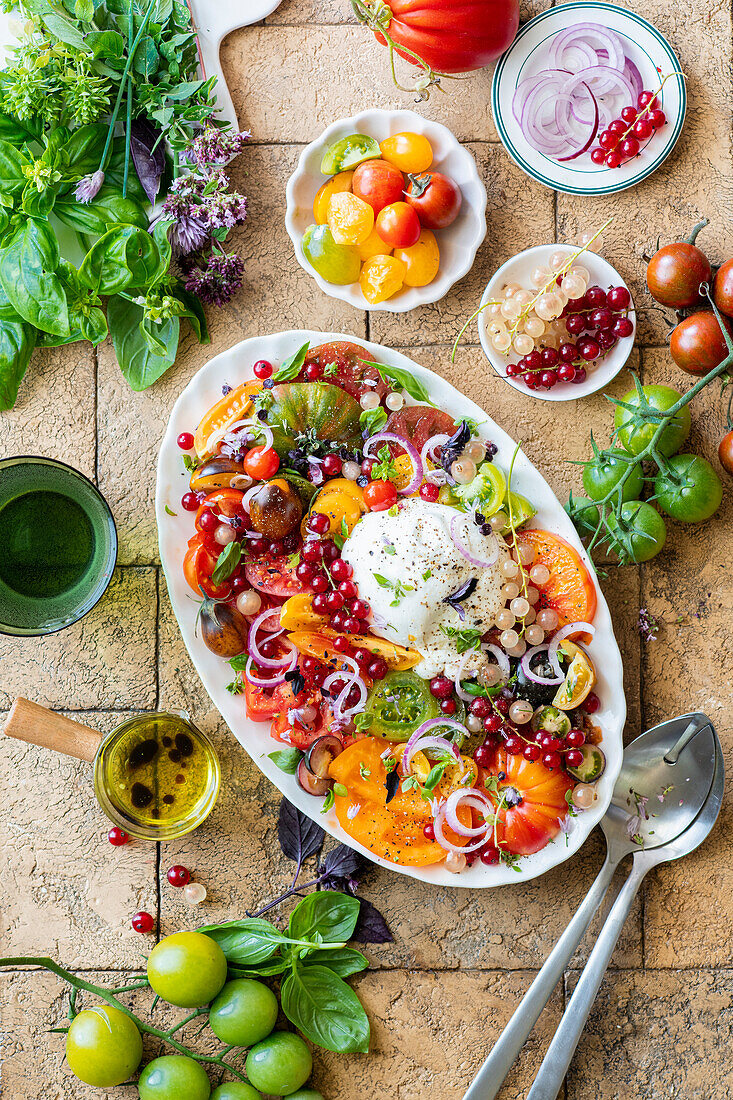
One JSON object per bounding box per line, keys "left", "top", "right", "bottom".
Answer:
{"left": 248, "top": 608, "right": 293, "bottom": 668}
{"left": 444, "top": 787, "right": 495, "bottom": 837}
{"left": 433, "top": 803, "right": 489, "bottom": 855}
{"left": 245, "top": 651, "right": 296, "bottom": 687}
{"left": 402, "top": 735, "right": 461, "bottom": 776}
{"left": 521, "top": 644, "right": 564, "bottom": 686}
{"left": 242, "top": 484, "right": 262, "bottom": 514}
{"left": 548, "top": 621, "right": 596, "bottom": 675}
{"left": 323, "top": 667, "right": 368, "bottom": 719}
{"left": 481, "top": 642, "right": 511, "bottom": 679}
{"left": 363, "top": 431, "right": 423, "bottom": 495}
{"left": 403, "top": 719, "right": 464, "bottom": 773}
{"left": 455, "top": 651, "right": 483, "bottom": 702}
{"left": 449, "top": 513, "right": 499, "bottom": 568}
{"left": 548, "top": 24, "right": 625, "bottom": 72}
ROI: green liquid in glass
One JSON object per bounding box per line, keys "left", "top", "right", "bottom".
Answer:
{"left": 0, "top": 490, "right": 96, "bottom": 598}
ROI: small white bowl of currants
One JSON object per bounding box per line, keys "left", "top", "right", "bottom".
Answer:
{"left": 478, "top": 241, "right": 636, "bottom": 401}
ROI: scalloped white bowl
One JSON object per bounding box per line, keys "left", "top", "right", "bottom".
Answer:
{"left": 156, "top": 330, "right": 625, "bottom": 888}
{"left": 285, "top": 110, "right": 488, "bottom": 313}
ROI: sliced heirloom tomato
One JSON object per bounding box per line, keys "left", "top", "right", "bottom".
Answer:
{"left": 487, "top": 747, "right": 573, "bottom": 856}
{"left": 270, "top": 685, "right": 328, "bottom": 749}
{"left": 298, "top": 341, "right": 390, "bottom": 402}
{"left": 182, "top": 534, "right": 231, "bottom": 599}
{"left": 195, "top": 487, "right": 245, "bottom": 534}
{"left": 328, "top": 737, "right": 471, "bottom": 866}
{"left": 519, "top": 528, "right": 597, "bottom": 633}
{"left": 385, "top": 403, "right": 457, "bottom": 456}
{"left": 245, "top": 557, "right": 302, "bottom": 598}
{"left": 193, "top": 381, "right": 262, "bottom": 458}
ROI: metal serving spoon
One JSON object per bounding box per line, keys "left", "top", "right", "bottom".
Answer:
{"left": 463, "top": 712, "right": 717, "bottom": 1100}
{"left": 526, "top": 727, "right": 724, "bottom": 1100}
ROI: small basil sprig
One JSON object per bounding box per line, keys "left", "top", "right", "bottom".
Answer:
{"left": 211, "top": 541, "right": 242, "bottom": 584}
{"left": 359, "top": 357, "right": 434, "bottom": 405}
{"left": 273, "top": 341, "right": 310, "bottom": 382}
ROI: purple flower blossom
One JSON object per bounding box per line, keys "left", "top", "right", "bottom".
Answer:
{"left": 169, "top": 214, "right": 209, "bottom": 255}
{"left": 185, "top": 125, "right": 251, "bottom": 168}
{"left": 162, "top": 168, "right": 248, "bottom": 254}
{"left": 638, "top": 607, "right": 660, "bottom": 642}
{"left": 184, "top": 251, "right": 244, "bottom": 306}
{"left": 75, "top": 169, "right": 104, "bottom": 204}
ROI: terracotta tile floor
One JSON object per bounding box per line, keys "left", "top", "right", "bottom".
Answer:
{"left": 2, "top": 0, "right": 732, "bottom": 1095}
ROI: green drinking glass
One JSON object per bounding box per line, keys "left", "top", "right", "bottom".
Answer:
{"left": 0, "top": 456, "right": 117, "bottom": 636}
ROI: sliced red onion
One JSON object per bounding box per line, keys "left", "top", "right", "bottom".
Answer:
{"left": 403, "top": 719, "right": 464, "bottom": 772}
{"left": 204, "top": 416, "right": 260, "bottom": 455}
{"left": 323, "top": 667, "right": 368, "bottom": 720}
{"left": 288, "top": 704, "right": 318, "bottom": 727}
{"left": 548, "top": 24, "right": 625, "bottom": 73}
{"left": 420, "top": 433, "right": 451, "bottom": 466}
{"left": 444, "top": 787, "right": 495, "bottom": 837}
{"left": 364, "top": 431, "right": 423, "bottom": 495}
{"left": 248, "top": 608, "right": 293, "bottom": 668}
{"left": 521, "top": 644, "right": 564, "bottom": 685}
{"left": 433, "top": 803, "right": 489, "bottom": 855}
{"left": 548, "top": 622, "right": 596, "bottom": 676}
{"left": 555, "top": 84, "right": 598, "bottom": 161}
{"left": 481, "top": 642, "right": 510, "bottom": 679}
{"left": 403, "top": 735, "right": 461, "bottom": 775}
{"left": 567, "top": 66, "right": 636, "bottom": 104}
{"left": 242, "top": 484, "right": 262, "bottom": 514}
{"left": 449, "top": 512, "right": 499, "bottom": 568}
{"left": 455, "top": 651, "right": 483, "bottom": 702}
{"left": 245, "top": 651, "right": 296, "bottom": 687}
{"left": 623, "top": 58, "right": 644, "bottom": 100}
{"left": 230, "top": 474, "right": 254, "bottom": 491}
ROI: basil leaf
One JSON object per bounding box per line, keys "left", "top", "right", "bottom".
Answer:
{"left": 79, "top": 225, "right": 162, "bottom": 294}
{"left": 63, "top": 123, "right": 107, "bottom": 175}
{"left": 211, "top": 541, "right": 241, "bottom": 584}
{"left": 174, "top": 286, "right": 210, "bottom": 345}
{"left": 278, "top": 798, "right": 325, "bottom": 867}
{"left": 281, "top": 963, "right": 370, "bottom": 1053}
{"left": 268, "top": 748, "right": 304, "bottom": 775}
{"left": 288, "top": 891, "right": 360, "bottom": 944}
{"left": 359, "top": 405, "right": 388, "bottom": 436}
{"left": 85, "top": 28, "right": 126, "bottom": 62}
{"left": 0, "top": 139, "right": 30, "bottom": 195}
{"left": 273, "top": 341, "right": 309, "bottom": 382}
{"left": 227, "top": 957, "right": 291, "bottom": 978}
{"left": 0, "top": 220, "right": 69, "bottom": 337}
{"left": 303, "top": 946, "right": 368, "bottom": 978}
{"left": 55, "top": 187, "right": 149, "bottom": 236}
{"left": 200, "top": 918, "right": 285, "bottom": 966}
{"left": 351, "top": 897, "right": 393, "bottom": 944}
{"left": 0, "top": 319, "right": 36, "bottom": 410}
{"left": 362, "top": 358, "right": 433, "bottom": 404}
{"left": 107, "top": 295, "right": 179, "bottom": 390}
{"left": 0, "top": 113, "right": 38, "bottom": 145}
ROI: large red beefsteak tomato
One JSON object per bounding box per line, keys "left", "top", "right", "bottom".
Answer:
{"left": 373, "top": 0, "right": 519, "bottom": 74}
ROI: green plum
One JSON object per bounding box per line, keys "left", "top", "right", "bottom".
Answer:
{"left": 65, "top": 1005, "right": 142, "bottom": 1087}
{"left": 302, "top": 225, "right": 360, "bottom": 285}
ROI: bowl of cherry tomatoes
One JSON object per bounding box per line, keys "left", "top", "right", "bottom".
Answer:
{"left": 285, "top": 109, "right": 487, "bottom": 312}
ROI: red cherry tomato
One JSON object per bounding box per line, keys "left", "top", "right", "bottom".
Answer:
{"left": 375, "top": 202, "right": 421, "bottom": 248}
{"left": 405, "top": 171, "right": 462, "bottom": 229}
{"left": 352, "top": 160, "right": 405, "bottom": 214}
{"left": 719, "top": 430, "right": 733, "bottom": 475}
{"left": 363, "top": 480, "right": 399, "bottom": 511}
{"left": 243, "top": 445, "right": 280, "bottom": 479}
{"left": 182, "top": 534, "right": 231, "bottom": 599}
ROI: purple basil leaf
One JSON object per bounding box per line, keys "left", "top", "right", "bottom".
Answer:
{"left": 277, "top": 798, "right": 325, "bottom": 866}
{"left": 130, "top": 118, "right": 165, "bottom": 204}
{"left": 352, "top": 897, "right": 393, "bottom": 944}
{"left": 318, "top": 843, "right": 365, "bottom": 889}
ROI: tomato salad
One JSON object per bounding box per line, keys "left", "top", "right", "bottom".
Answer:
{"left": 177, "top": 339, "right": 606, "bottom": 875}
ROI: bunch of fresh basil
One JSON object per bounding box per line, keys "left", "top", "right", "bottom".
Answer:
{"left": 201, "top": 892, "right": 371, "bottom": 1054}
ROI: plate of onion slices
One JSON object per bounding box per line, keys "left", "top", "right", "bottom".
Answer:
{"left": 492, "top": 2, "right": 685, "bottom": 195}
{"left": 156, "top": 330, "right": 625, "bottom": 887}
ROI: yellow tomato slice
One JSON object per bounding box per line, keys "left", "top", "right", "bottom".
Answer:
{"left": 193, "top": 381, "right": 261, "bottom": 458}
{"left": 313, "top": 170, "right": 355, "bottom": 224}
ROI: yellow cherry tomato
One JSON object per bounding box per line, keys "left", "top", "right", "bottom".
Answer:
{"left": 313, "top": 170, "right": 354, "bottom": 224}
{"left": 394, "top": 229, "right": 440, "bottom": 287}
{"left": 327, "top": 192, "right": 374, "bottom": 245}
{"left": 357, "top": 226, "right": 392, "bottom": 262}
{"left": 379, "top": 132, "right": 433, "bottom": 174}
{"left": 359, "top": 254, "right": 407, "bottom": 304}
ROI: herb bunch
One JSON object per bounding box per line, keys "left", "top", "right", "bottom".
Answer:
{"left": 0, "top": 0, "right": 250, "bottom": 410}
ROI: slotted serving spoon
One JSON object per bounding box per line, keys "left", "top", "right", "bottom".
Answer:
{"left": 464, "top": 712, "right": 718, "bottom": 1100}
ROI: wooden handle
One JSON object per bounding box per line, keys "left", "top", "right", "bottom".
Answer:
{"left": 3, "top": 698, "right": 103, "bottom": 762}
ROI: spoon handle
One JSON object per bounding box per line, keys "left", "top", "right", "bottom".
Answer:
{"left": 462, "top": 854, "right": 618, "bottom": 1100}
{"left": 526, "top": 860, "right": 647, "bottom": 1100}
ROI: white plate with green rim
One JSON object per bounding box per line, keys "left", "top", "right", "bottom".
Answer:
{"left": 491, "top": 2, "right": 685, "bottom": 196}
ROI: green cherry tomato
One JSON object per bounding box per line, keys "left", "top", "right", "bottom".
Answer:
{"left": 653, "top": 454, "right": 723, "bottom": 522}
{"left": 582, "top": 448, "right": 644, "bottom": 502}
{"left": 147, "top": 931, "right": 228, "bottom": 1008}
{"left": 65, "top": 1005, "right": 143, "bottom": 1087}
{"left": 320, "top": 133, "right": 381, "bottom": 174}
{"left": 288, "top": 1091, "right": 326, "bottom": 1100}
{"left": 614, "top": 384, "right": 691, "bottom": 458}
{"left": 138, "top": 1055, "right": 211, "bottom": 1100}
{"left": 245, "top": 1031, "right": 313, "bottom": 1096}
{"left": 211, "top": 1084, "right": 262, "bottom": 1100}
{"left": 565, "top": 495, "right": 600, "bottom": 538}
{"left": 302, "top": 224, "right": 361, "bottom": 285}
{"left": 607, "top": 500, "right": 667, "bottom": 562}
{"left": 209, "top": 979, "right": 279, "bottom": 1047}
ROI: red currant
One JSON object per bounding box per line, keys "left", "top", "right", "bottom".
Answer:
{"left": 304, "top": 362, "right": 322, "bottom": 381}
{"left": 523, "top": 743, "right": 541, "bottom": 762}
{"left": 649, "top": 109, "right": 666, "bottom": 129}
{"left": 348, "top": 598, "right": 369, "bottom": 620}
{"left": 539, "top": 370, "right": 557, "bottom": 389}
{"left": 632, "top": 118, "right": 654, "bottom": 141}
{"left": 312, "top": 593, "right": 329, "bottom": 613}
{"left": 337, "top": 579, "right": 357, "bottom": 600}
{"left": 523, "top": 372, "right": 540, "bottom": 390}
{"left": 368, "top": 657, "right": 388, "bottom": 680}
{"left": 108, "top": 827, "right": 129, "bottom": 846}
{"left": 325, "top": 591, "right": 344, "bottom": 612}
{"left": 177, "top": 431, "right": 194, "bottom": 450}
{"left": 567, "top": 728, "right": 586, "bottom": 747}
{"left": 590, "top": 148, "right": 607, "bottom": 165}
{"left": 565, "top": 749, "right": 584, "bottom": 768}
{"left": 429, "top": 676, "right": 453, "bottom": 700}
{"left": 559, "top": 342, "right": 578, "bottom": 362}
{"left": 598, "top": 130, "right": 615, "bottom": 150}
{"left": 132, "top": 911, "right": 155, "bottom": 933}
{"left": 473, "top": 744, "right": 492, "bottom": 768}
{"left": 331, "top": 559, "right": 353, "bottom": 582}
{"left": 637, "top": 90, "right": 657, "bottom": 109}
{"left": 440, "top": 699, "right": 457, "bottom": 715}
{"left": 333, "top": 635, "right": 352, "bottom": 654}
{"left": 470, "top": 698, "right": 492, "bottom": 718}
{"left": 495, "top": 697, "right": 509, "bottom": 716}
{"left": 609, "top": 119, "right": 626, "bottom": 134}
{"left": 320, "top": 541, "right": 339, "bottom": 563}
{"left": 307, "top": 511, "right": 330, "bottom": 535}
{"left": 565, "top": 313, "right": 585, "bottom": 336}
{"left": 199, "top": 509, "right": 219, "bottom": 532}
{"left": 344, "top": 616, "right": 361, "bottom": 634}
{"left": 589, "top": 307, "right": 613, "bottom": 330}
{"left": 540, "top": 347, "right": 558, "bottom": 367}
{"left": 480, "top": 844, "right": 500, "bottom": 865}
{"left": 584, "top": 691, "right": 601, "bottom": 714}
{"left": 419, "top": 482, "right": 440, "bottom": 502}
{"left": 296, "top": 561, "right": 314, "bottom": 582}
{"left": 605, "top": 151, "right": 622, "bottom": 169}
{"left": 167, "top": 865, "right": 191, "bottom": 888}
{"left": 613, "top": 316, "right": 634, "bottom": 339}
{"left": 525, "top": 350, "right": 543, "bottom": 371}
{"left": 361, "top": 458, "right": 376, "bottom": 479}
{"left": 620, "top": 106, "right": 637, "bottom": 124}
{"left": 607, "top": 286, "right": 631, "bottom": 311}
{"left": 557, "top": 363, "right": 576, "bottom": 383}
{"left": 584, "top": 286, "right": 606, "bottom": 309}
{"left": 253, "top": 359, "right": 273, "bottom": 379}
{"left": 423, "top": 823, "right": 435, "bottom": 841}
{"left": 578, "top": 337, "right": 601, "bottom": 361}
{"left": 572, "top": 366, "right": 587, "bottom": 384}
{"left": 322, "top": 454, "right": 342, "bottom": 477}
{"left": 618, "top": 137, "right": 639, "bottom": 159}
{"left": 311, "top": 574, "right": 328, "bottom": 594}
{"left": 181, "top": 492, "right": 200, "bottom": 511}
{"left": 542, "top": 751, "right": 562, "bottom": 770}
{"left": 504, "top": 735, "right": 524, "bottom": 755}
{"left": 505, "top": 362, "right": 523, "bottom": 378}
{"left": 597, "top": 330, "right": 617, "bottom": 350}
{"left": 302, "top": 541, "right": 322, "bottom": 563}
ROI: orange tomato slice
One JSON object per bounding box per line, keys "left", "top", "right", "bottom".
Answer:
{"left": 520, "top": 529, "right": 597, "bottom": 632}
{"left": 329, "top": 737, "right": 470, "bottom": 867}
{"left": 193, "top": 380, "right": 262, "bottom": 458}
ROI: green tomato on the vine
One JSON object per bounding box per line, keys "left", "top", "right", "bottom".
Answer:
{"left": 65, "top": 1005, "right": 143, "bottom": 1087}
{"left": 138, "top": 1055, "right": 211, "bottom": 1100}
{"left": 209, "top": 979, "right": 279, "bottom": 1047}
{"left": 245, "top": 1031, "right": 313, "bottom": 1096}
{"left": 211, "top": 1083, "right": 262, "bottom": 1100}
{"left": 288, "top": 1091, "right": 326, "bottom": 1099}
{"left": 146, "top": 931, "right": 228, "bottom": 1008}
{"left": 607, "top": 500, "right": 667, "bottom": 562}
{"left": 565, "top": 495, "right": 600, "bottom": 537}
{"left": 614, "top": 384, "right": 691, "bottom": 457}
{"left": 582, "top": 448, "right": 644, "bottom": 502}
{"left": 654, "top": 454, "right": 723, "bottom": 522}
